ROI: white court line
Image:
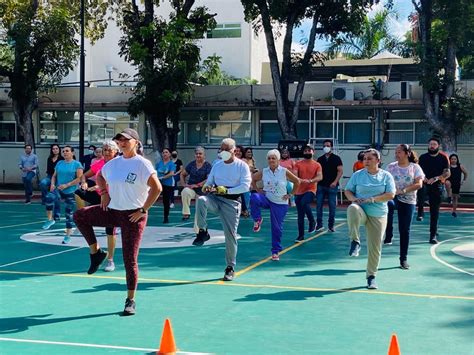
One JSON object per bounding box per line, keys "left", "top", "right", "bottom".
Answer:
{"left": 0, "top": 220, "right": 44, "bottom": 229}
{"left": 0, "top": 247, "right": 82, "bottom": 268}
{"left": 430, "top": 235, "right": 474, "bottom": 276}
{"left": 0, "top": 337, "right": 211, "bottom": 354}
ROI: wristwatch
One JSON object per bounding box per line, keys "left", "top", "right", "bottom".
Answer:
{"left": 139, "top": 207, "right": 147, "bottom": 214}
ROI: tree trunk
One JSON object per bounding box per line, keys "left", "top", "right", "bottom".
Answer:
{"left": 12, "top": 99, "right": 35, "bottom": 148}
{"left": 445, "top": 36, "right": 456, "bottom": 98}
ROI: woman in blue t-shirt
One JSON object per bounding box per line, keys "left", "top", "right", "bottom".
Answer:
{"left": 156, "top": 148, "right": 176, "bottom": 223}
{"left": 344, "top": 149, "right": 396, "bottom": 290}
{"left": 43, "top": 145, "right": 83, "bottom": 244}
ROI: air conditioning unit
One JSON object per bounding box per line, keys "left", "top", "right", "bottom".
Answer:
{"left": 400, "top": 81, "right": 412, "bottom": 99}
{"left": 332, "top": 85, "right": 354, "bottom": 101}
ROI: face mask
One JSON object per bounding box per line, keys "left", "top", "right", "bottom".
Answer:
{"left": 303, "top": 153, "right": 313, "bottom": 159}
{"left": 171, "top": 154, "right": 178, "bottom": 158}
{"left": 323, "top": 147, "right": 331, "bottom": 154}
{"left": 428, "top": 148, "right": 439, "bottom": 155}
{"left": 218, "top": 150, "right": 232, "bottom": 161}
{"left": 89, "top": 149, "right": 95, "bottom": 153}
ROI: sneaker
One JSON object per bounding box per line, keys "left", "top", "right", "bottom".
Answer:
{"left": 192, "top": 229, "right": 210, "bottom": 246}
{"left": 42, "top": 219, "right": 56, "bottom": 230}
{"left": 253, "top": 218, "right": 263, "bottom": 232}
{"left": 25, "top": 201, "right": 32, "bottom": 205}
{"left": 170, "top": 203, "right": 175, "bottom": 209}
{"left": 452, "top": 212, "right": 457, "bottom": 218}
{"left": 367, "top": 275, "right": 378, "bottom": 289}
{"left": 429, "top": 238, "right": 439, "bottom": 244}
{"left": 349, "top": 241, "right": 360, "bottom": 257}
{"left": 315, "top": 226, "right": 324, "bottom": 233}
{"left": 416, "top": 216, "right": 423, "bottom": 221}
{"left": 223, "top": 266, "right": 234, "bottom": 281}
{"left": 290, "top": 201, "right": 296, "bottom": 207}
{"left": 271, "top": 254, "right": 280, "bottom": 261}
{"left": 400, "top": 260, "right": 410, "bottom": 270}
{"left": 163, "top": 218, "right": 169, "bottom": 224}
{"left": 123, "top": 298, "right": 136, "bottom": 316}
{"left": 294, "top": 235, "right": 304, "bottom": 243}
{"left": 328, "top": 227, "right": 335, "bottom": 232}
{"left": 104, "top": 260, "right": 115, "bottom": 272}
{"left": 62, "top": 236, "right": 71, "bottom": 244}
{"left": 384, "top": 240, "right": 393, "bottom": 245}
{"left": 308, "top": 222, "right": 316, "bottom": 234}
{"left": 87, "top": 249, "right": 107, "bottom": 274}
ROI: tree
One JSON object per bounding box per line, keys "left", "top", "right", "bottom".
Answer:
{"left": 412, "top": 0, "right": 474, "bottom": 151}
{"left": 0, "top": 0, "right": 109, "bottom": 147}
{"left": 114, "top": 0, "right": 216, "bottom": 152}
{"left": 241, "top": 0, "right": 378, "bottom": 139}
{"left": 327, "top": 6, "right": 405, "bottom": 59}
{"left": 197, "top": 54, "right": 258, "bottom": 85}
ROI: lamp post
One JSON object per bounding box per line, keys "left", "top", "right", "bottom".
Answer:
{"left": 79, "top": 0, "right": 85, "bottom": 161}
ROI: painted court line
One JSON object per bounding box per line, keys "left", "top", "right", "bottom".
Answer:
{"left": 2, "top": 269, "right": 472, "bottom": 301}
{"left": 0, "top": 220, "right": 45, "bottom": 229}
{"left": 0, "top": 247, "right": 83, "bottom": 268}
{"left": 0, "top": 337, "right": 210, "bottom": 354}
{"left": 235, "top": 222, "right": 346, "bottom": 277}
{"left": 430, "top": 235, "right": 474, "bottom": 276}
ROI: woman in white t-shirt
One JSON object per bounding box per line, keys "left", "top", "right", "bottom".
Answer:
{"left": 74, "top": 128, "right": 162, "bottom": 316}
{"left": 384, "top": 144, "right": 424, "bottom": 270}
{"left": 250, "top": 149, "right": 300, "bottom": 261}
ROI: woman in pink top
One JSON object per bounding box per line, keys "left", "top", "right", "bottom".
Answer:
{"left": 72, "top": 140, "right": 120, "bottom": 272}
{"left": 279, "top": 148, "right": 297, "bottom": 207}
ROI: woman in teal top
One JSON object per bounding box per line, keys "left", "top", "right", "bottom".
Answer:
{"left": 344, "top": 149, "right": 396, "bottom": 290}
{"left": 156, "top": 148, "right": 176, "bottom": 223}
{"left": 43, "top": 145, "right": 83, "bottom": 244}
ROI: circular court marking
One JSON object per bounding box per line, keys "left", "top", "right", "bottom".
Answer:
{"left": 430, "top": 236, "right": 474, "bottom": 276}
{"left": 452, "top": 243, "right": 474, "bottom": 258}
{"left": 20, "top": 226, "right": 240, "bottom": 248}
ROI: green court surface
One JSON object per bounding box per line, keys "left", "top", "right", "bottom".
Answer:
{"left": 0, "top": 201, "right": 473, "bottom": 354}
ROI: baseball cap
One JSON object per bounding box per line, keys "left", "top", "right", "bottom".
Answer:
{"left": 113, "top": 128, "right": 140, "bottom": 141}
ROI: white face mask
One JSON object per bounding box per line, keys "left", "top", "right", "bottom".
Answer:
{"left": 323, "top": 147, "right": 331, "bottom": 154}
{"left": 218, "top": 150, "right": 232, "bottom": 161}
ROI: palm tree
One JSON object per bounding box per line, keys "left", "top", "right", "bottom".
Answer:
{"left": 326, "top": 8, "right": 403, "bottom": 59}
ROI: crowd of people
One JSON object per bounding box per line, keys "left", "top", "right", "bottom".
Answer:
{"left": 17, "top": 134, "right": 468, "bottom": 314}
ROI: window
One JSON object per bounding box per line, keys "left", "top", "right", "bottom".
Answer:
{"left": 0, "top": 111, "right": 23, "bottom": 142}
{"left": 385, "top": 122, "right": 414, "bottom": 145}
{"left": 207, "top": 23, "right": 241, "bottom": 39}
{"left": 39, "top": 111, "right": 138, "bottom": 144}
{"left": 179, "top": 109, "right": 252, "bottom": 145}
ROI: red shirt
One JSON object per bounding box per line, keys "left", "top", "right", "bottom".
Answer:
{"left": 295, "top": 159, "right": 322, "bottom": 195}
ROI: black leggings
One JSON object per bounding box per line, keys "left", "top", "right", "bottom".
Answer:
{"left": 162, "top": 185, "right": 174, "bottom": 220}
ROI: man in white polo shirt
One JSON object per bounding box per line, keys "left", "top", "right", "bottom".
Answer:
{"left": 192, "top": 137, "right": 251, "bottom": 281}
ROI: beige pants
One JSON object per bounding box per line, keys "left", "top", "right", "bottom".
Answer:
{"left": 181, "top": 187, "right": 199, "bottom": 232}
{"left": 347, "top": 203, "right": 387, "bottom": 278}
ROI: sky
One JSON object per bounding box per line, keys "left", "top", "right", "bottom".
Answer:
{"left": 292, "top": 0, "right": 415, "bottom": 52}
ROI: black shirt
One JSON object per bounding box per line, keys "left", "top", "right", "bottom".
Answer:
{"left": 46, "top": 156, "right": 64, "bottom": 176}
{"left": 80, "top": 153, "right": 95, "bottom": 172}
{"left": 418, "top": 152, "right": 449, "bottom": 179}
{"left": 174, "top": 159, "right": 183, "bottom": 173}
{"left": 317, "top": 153, "right": 343, "bottom": 187}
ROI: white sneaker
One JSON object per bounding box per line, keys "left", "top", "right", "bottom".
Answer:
{"left": 170, "top": 203, "right": 175, "bottom": 209}
{"left": 104, "top": 260, "right": 115, "bottom": 272}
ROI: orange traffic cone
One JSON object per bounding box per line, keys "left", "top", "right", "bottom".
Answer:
{"left": 388, "top": 334, "right": 401, "bottom": 355}
{"left": 157, "top": 318, "right": 177, "bottom": 355}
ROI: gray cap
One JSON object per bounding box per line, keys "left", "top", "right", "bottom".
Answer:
{"left": 113, "top": 128, "right": 140, "bottom": 141}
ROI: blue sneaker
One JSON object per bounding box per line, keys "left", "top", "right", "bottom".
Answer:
{"left": 349, "top": 240, "right": 360, "bottom": 257}
{"left": 42, "top": 220, "right": 56, "bottom": 230}
{"left": 367, "top": 275, "right": 378, "bottom": 289}
{"left": 62, "top": 236, "right": 71, "bottom": 244}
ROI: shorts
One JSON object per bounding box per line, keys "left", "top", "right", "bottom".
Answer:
{"left": 450, "top": 183, "right": 461, "bottom": 194}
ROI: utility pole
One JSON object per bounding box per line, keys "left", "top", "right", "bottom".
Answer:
{"left": 79, "top": 0, "right": 85, "bottom": 161}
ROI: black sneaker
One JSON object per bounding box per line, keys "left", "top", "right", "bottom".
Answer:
{"left": 192, "top": 229, "right": 210, "bottom": 246}
{"left": 123, "top": 298, "right": 136, "bottom": 315}
{"left": 367, "top": 275, "right": 378, "bottom": 289}
{"left": 223, "top": 266, "right": 234, "bottom": 281}
{"left": 400, "top": 260, "right": 410, "bottom": 270}
{"left": 349, "top": 241, "right": 360, "bottom": 257}
{"left": 451, "top": 212, "right": 457, "bottom": 218}
{"left": 87, "top": 249, "right": 107, "bottom": 274}
{"left": 328, "top": 227, "right": 335, "bottom": 232}
{"left": 429, "top": 238, "right": 439, "bottom": 244}
{"left": 163, "top": 218, "right": 169, "bottom": 224}
{"left": 315, "top": 225, "right": 325, "bottom": 233}
{"left": 294, "top": 235, "right": 304, "bottom": 243}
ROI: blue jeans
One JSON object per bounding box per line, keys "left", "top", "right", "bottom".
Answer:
{"left": 22, "top": 172, "right": 35, "bottom": 201}
{"left": 39, "top": 176, "right": 61, "bottom": 220}
{"left": 295, "top": 191, "right": 315, "bottom": 238}
{"left": 250, "top": 193, "right": 289, "bottom": 254}
{"left": 385, "top": 198, "right": 415, "bottom": 262}
{"left": 45, "top": 190, "right": 76, "bottom": 228}
{"left": 316, "top": 186, "right": 338, "bottom": 229}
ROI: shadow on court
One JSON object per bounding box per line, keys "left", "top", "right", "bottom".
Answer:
{"left": 233, "top": 286, "right": 366, "bottom": 302}
{"left": 285, "top": 266, "right": 400, "bottom": 277}
{"left": 0, "top": 312, "right": 120, "bottom": 334}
